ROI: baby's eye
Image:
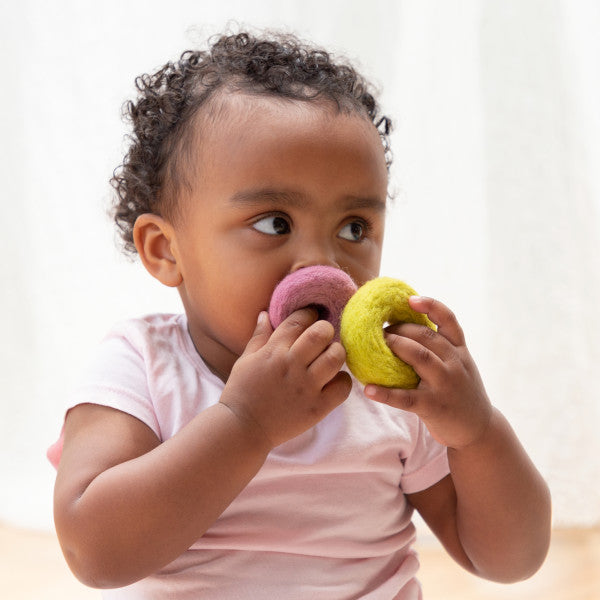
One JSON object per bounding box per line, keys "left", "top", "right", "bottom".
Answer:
{"left": 252, "top": 215, "right": 291, "bottom": 236}
{"left": 339, "top": 220, "right": 367, "bottom": 242}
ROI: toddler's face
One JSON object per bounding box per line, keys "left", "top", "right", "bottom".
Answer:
{"left": 171, "top": 94, "right": 389, "bottom": 379}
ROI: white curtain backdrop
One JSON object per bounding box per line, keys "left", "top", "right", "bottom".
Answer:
{"left": 1, "top": 0, "right": 598, "bottom": 531}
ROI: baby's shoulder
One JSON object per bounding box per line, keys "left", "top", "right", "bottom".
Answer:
{"left": 103, "top": 313, "right": 213, "bottom": 381}
{"left": 106, "top": 313, "right": 186, "bottom": 347}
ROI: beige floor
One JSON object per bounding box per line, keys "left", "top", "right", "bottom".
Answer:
{"left": 417, "top": 527, "right": 600, "bottom": 599}
{"left": 1, "top": 524, "right": 598, "bottom": 599}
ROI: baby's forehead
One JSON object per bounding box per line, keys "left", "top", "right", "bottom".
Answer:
{"left": 172, "top": 89, "right": 388, "bottom": 208}
{"left": 200, "top": 89, "right": 356, "bottom": 127}
{"left": 190, "top": 92, "right": 380, "bottom": 166}
{"left": 192, "top": 90, "right": 378, "bottom": 158}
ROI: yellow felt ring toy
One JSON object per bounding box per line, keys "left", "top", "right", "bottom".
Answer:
{"left": 340, "top": 277, "right": 436, "bottom": 388}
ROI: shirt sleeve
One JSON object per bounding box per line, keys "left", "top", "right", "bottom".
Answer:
{"left": 47, "top": 324, "right": 161, "bottom": 469}
{"left": 68, "top": 331, "right": 161, "bottom": 437}
{"left": 400, "top": 417, "right": 450, "bottom": 494}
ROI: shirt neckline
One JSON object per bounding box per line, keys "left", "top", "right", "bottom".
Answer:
{"left": 175, "top": 313, "right": 226, "bottom": 389}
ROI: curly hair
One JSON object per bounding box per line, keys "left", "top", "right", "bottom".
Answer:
{"left": 111, "top": 31, "right": 393, "bottom": 254}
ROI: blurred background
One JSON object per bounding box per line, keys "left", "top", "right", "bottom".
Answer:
{"left": 1, "top": 0, "right": 599, "bottom": 596}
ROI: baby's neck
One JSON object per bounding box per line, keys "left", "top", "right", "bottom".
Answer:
{"left": 185, "top": 320, "right": 237, "bottom": 383}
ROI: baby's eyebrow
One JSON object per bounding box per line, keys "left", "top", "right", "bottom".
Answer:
{"left": 341, "top": 196, "right": 387, "bottom": 213}
{"left": 229, "top": 188, "right": 308, "bottom": 208}
{"left": 229, "top": 188, "right": 386, "bottom": 212}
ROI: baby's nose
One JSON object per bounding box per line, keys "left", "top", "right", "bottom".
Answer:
{"left": 291, "top": 254, "right": 341, "bottom": 273}
{"left": 290, "top": 238, "right": 340, "bottom": 273}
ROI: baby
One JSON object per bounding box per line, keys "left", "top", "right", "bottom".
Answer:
{"left": 51, "top": 30, "right": 551, "bottom": 599}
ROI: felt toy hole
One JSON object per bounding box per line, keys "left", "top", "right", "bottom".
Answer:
{"left": 383, "top": 321, "right": 399, "bottom": 333}
{"left": 308, "top": 303, "right": 330, "bottom": 322}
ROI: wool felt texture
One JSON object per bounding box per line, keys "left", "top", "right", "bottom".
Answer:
{"left": 268, "top": 266, "right": 358, "bottom": 340}
{"left": 340, "top": 277, "right": 436, "bottom": 388}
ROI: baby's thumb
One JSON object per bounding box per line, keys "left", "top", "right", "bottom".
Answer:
{"left": 243, "top": 311, "right": 273, "bottom": 355}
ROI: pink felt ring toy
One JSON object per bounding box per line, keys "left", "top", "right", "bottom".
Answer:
{"left": 268, "top": 266, "right": 358, "bottom": 340}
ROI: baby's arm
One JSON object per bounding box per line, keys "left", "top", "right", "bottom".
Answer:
{"left": 54, "top": 309, "right": 351, "bottom": 588}
{"left": 364, "top": 297, "right": 551, "bottom": 582}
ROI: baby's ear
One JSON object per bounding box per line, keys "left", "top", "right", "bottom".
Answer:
{"left": 133, "top": 214, "right": 182, "bottom": 287}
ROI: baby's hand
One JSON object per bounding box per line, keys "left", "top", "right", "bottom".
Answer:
{"left": 220, "top": 309, "right": 352, "bottom": 448}
{"left": 364, "top": 296, "right": 492, "bottom": 449}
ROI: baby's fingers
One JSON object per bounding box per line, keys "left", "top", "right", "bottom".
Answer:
{"left": 385, "top": 322, "right": 454, "bottom": 362}
{"left": 408, "top": 296, "right": 466, "bottom": 347}
{"left": 308, "top": 341, "right": 347, "bottom": 386}
{"left": 270, "top": 307, "right": 320, "bottom": 347}
{"left": 384, "top": 332, "right": 444, "bottom": 381}
{"left": 290, "top": 319, "right": 336, "bottom": 366}
{"left": 364, "top": 384, "right": 421, "bottom": 414}
{"left": 242, "top": 311, "right": 274, "bottom": 355}
{"left": 321, "top": 371, "right": 353, "bottom": 410}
